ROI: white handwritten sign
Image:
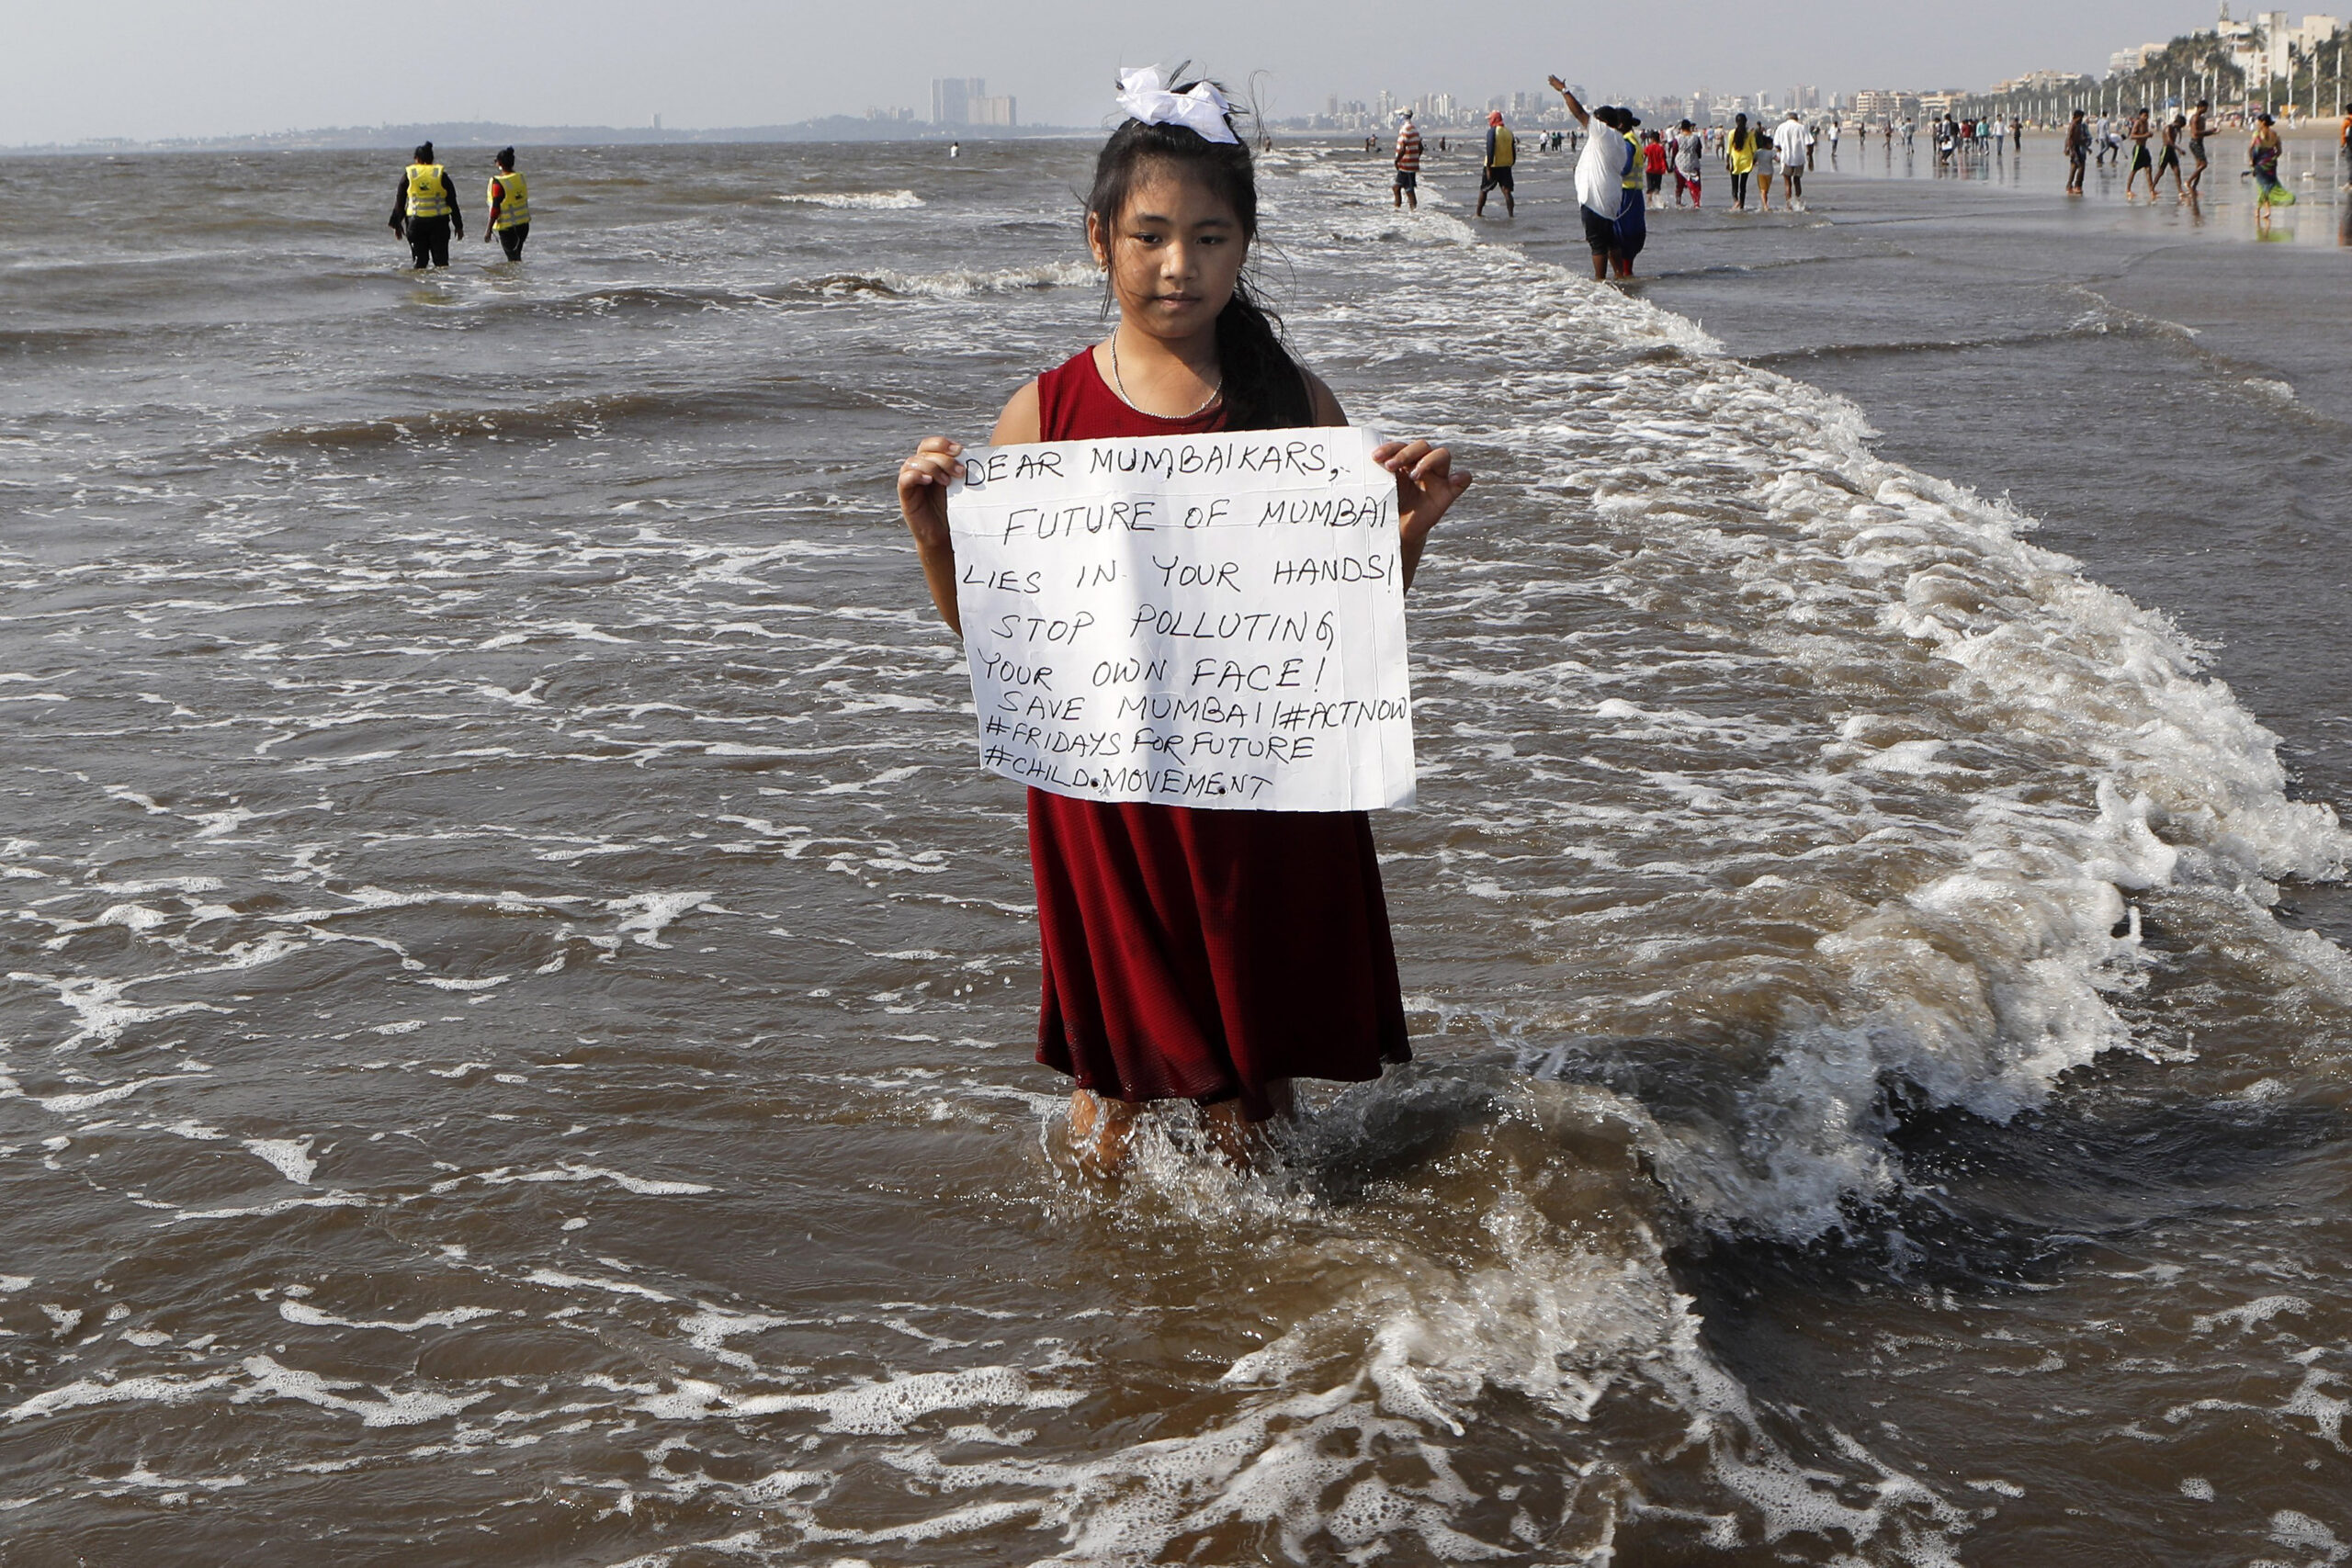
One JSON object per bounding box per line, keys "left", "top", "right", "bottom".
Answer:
{"left": 945, "top": 426, "right": 1415, "bottom": 812}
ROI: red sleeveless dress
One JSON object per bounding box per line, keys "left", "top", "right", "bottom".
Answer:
{"left": 1026, "top": 347, "right": 1411, "bottom": 1120}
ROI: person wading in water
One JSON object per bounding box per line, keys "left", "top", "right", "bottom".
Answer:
{"left": 1547, "top": 74, "right": 1645, "bottom": 278}
{"left": 389, "top": 141, "right": 464, "bottom": 268}
{"left": 483, "top": 147, "right": 531, "bottom": 261}
{"left": 895, "top": 68, "right": 1472, "bottom": 1171}
{"left": 1477, "top": 109, "right": 1517, "bottom": 218}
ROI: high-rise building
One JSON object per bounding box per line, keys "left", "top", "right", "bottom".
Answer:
{"left": 931, "top": 77, "right": 986, "bottom": 125}
{"left": 1850, "top": 89, "right": 1920, "bottom": 119}
{"left": 967, "top": 95, "right": 1016, "bottom": 127}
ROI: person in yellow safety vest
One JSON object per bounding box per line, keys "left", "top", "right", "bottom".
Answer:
{"left": 388, "top": 141, "right": 465, "bottom": 268}
{"left": 483, "top": 147, "right": 531, "bottom": 261}
{"left": 1476, "top": 109, "right": 1516, "bottom": 219}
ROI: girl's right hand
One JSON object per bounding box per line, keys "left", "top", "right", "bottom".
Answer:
{"left": 897, "top": 436, "right": 964, "bottom": 551}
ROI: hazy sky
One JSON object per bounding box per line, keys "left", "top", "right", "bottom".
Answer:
{"left": 14, "top": 0, "right": 2229, "bottom": 144}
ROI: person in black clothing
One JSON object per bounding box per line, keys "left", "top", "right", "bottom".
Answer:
{"left": 389, "top": 141, "right": 464, "bottom": 268}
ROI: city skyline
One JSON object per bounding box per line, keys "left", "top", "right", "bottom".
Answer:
{"left": 9, "top": 0, "right": 2251, "bottom": 147}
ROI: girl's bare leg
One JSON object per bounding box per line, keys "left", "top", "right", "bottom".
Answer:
{"left": 1069, "top": 1089, "right": 1138, "bottom": 1174}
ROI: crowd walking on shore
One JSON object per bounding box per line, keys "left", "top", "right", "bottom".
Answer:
{"left": 1388, "top": 78, "right": 1865, "bottom": 280}
{"left": 1380, "top": 77, "right": 2350, "bottom": 261}
{"left": 1388, "top": 78, "right": 1886, "bottom": 240}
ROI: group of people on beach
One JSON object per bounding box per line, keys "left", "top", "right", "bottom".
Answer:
{"left": 2061, "top": 99, "right": 2320, "bottom": 225}
{"left": 1390, "top": 83, "right": 1830, "bottom": 280}
{"left": 2064, "top": 101, "right": 2215, "bottom": 201}
{"left": 1924, "top": 114, "right": 2024, "bottom": 169}
{"left": 1396, "top": 95, "right": 1834, "bottom": 231}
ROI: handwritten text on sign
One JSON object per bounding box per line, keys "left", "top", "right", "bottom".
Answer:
{"left": 946, "top": 427, "right": 1415, "bottom": 812}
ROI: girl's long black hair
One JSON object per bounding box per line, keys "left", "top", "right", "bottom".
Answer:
{"left": 1087, "top": 77, "right": 1311, "bottom": 432}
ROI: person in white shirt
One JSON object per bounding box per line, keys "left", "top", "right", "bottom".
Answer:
{"left": 1548, "top": 73, "right": 1643, "bottom": 278}
{"left": 1773, "top": 111, "right": 1810, "bottom": 209}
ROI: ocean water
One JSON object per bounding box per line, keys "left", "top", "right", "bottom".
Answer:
{"left": 2, "top": 137, "right": 2350, "bottom": 1564}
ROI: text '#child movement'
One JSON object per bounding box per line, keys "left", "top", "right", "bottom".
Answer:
{"left": 945, "top": 427, "right": 1417, "bottom": 812}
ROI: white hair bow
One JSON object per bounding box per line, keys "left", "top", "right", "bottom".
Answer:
{"left": 1114, "top": 67, "right": 1239, "bottom": 145}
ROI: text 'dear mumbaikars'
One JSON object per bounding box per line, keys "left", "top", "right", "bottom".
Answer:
{"left": 946, "top": 426, "right": 1416, "bottom": 812}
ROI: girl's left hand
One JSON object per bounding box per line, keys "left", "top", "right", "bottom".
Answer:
{"left": 1374, "top": 439, "right": 1473, "bottom": 539}
{"left": 1374, "top": 439, "right": 1472, "bottom": 592}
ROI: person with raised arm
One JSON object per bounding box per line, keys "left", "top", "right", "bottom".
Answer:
{"left": 1547, "top": 73, "right": 1644, "bottom": 278}
{"left": 895, "top": 69, "right": 1472, "bottom": 1173}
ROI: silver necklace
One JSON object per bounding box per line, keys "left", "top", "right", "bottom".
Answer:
{"left": 1109, "top": 334, "right": 1222, "bottom": 418}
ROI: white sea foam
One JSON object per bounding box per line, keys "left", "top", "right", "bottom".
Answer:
{"left": 779, "top": 189, "right": 925, "bottom": 209}
{"left": 526, "top": 1268, "right": 676, "bottom": 1302}
{"left": 637, "top": 1366, "right": 1080, "bottom": 1435}
{"left": 478, "top": 1160, "right": 715, "bottom": 1196}
{"left": 156, "top": 1192, "right": 368, "bottom": 1224}
{"left": 806, "top": 259, "right": 1098, "bottom": 300}
{"left": 6, "top": 1371, "right": 235, "bottom": 1424}
{"left": 676, "top": 1307, "right": 797, "bottom": 1371}
{"left": 34, "top": 1072, "right": 198, "bottom": 1114}
{"left": 243, "top": 1136, "right": 315, "bottom": 1184}
{"left": 2194, "top": 1294, "right": 2311, "bottom": 1335}
{"left": 603, "top": 890, "right": 717, "bottom": 950}
{"left": 278, "top": 1300, "right": 502, "bottom": 1332}
{"left": 234, "top": 1355, "right": 487, "bottom": 1427}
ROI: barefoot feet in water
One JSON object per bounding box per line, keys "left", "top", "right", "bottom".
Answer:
{"left": 1067, "top": 1081, "right": 1295, "bottom": 1176}
{"left": 1195, "top": 1079, "right": 1295, "bottom": 1171}
{"left": 1068, "top": 1088, "right": 1137, "bottom": 1176}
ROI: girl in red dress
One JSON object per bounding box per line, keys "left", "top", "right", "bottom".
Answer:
{"left": 896, "top": 73, "right": 1472, "bottom": 1169}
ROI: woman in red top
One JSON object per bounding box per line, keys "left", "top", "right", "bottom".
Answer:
{"left": 897, "top": 73, "right": 1472, "bottom": 1169}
